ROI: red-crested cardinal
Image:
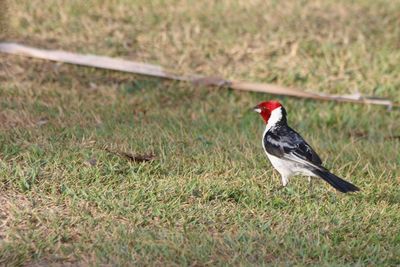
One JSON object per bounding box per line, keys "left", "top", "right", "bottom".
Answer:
{"left": 254, "top": 101, "right": 359, "bottom": 193}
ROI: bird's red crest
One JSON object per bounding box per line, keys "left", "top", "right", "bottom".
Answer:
{"left": 254, "top": 101, "right": 282, "bottom": 123}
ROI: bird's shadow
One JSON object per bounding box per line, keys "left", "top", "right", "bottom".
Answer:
{"left": 370, "top": 191, "right": 400, "bottom": 205}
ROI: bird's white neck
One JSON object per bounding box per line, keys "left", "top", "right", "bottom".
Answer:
{"left": 265, "top": 107, "right": 283, "bottom": 132}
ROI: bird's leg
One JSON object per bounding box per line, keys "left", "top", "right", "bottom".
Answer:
{"left": 281, "top": 175, "right": 289, "bottom": 187}
{"left": 308, "top": 176, "right": 314, "bottom": 194}
{"left": 269, "top": 175, "right": 288, "bottom": 193}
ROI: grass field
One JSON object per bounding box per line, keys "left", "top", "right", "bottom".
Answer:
{"left": 1, "top": 0, "right": 400, "bottom": 265}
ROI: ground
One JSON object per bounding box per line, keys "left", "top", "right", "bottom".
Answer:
{"left": 0, "top": 0, "right": 400, "bottom": 266}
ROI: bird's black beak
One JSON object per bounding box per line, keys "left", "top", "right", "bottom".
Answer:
{"left": 253, "top": 106, "right": 261, "bottom": 113}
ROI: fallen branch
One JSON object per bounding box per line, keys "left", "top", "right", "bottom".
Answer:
{"left": 0, "top": 42, "right": 396, "bottom": 107}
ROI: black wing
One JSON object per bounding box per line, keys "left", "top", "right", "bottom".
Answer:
{"left": 263, "top": 126, "right": 322, "bottom": 166}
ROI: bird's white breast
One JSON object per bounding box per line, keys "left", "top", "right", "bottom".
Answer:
{"left": 265, "top": 152, "right": 296, "bottom": 177}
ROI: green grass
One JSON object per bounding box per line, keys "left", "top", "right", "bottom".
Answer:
{"left": 1, "top": 0, "right": 400, "bottom": 265}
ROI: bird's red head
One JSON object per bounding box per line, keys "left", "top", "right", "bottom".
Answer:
{"left": 253, "top": 101, "right": 282, "bottom": 123}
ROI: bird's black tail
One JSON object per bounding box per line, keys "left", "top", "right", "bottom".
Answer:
{"left": 312, "top": 168, "right": 360, "bottom": 193}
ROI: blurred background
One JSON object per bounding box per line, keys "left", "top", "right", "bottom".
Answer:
{"left": 4, "top": 0, "right": 400, "bottom": 98}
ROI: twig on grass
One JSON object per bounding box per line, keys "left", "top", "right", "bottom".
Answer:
{"left": 0, "top": 42, "right": 397, "bottom": 108}
{"left": 104, "top": 147, "right": 156, "bottom": 163}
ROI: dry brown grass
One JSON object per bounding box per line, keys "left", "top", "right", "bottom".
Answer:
{"left": 1, "top": 0, "right": 400, "bottom": 265}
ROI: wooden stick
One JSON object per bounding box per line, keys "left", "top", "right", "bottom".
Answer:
{"left": 0, "top": 42, "right": 395, "bottom": 107}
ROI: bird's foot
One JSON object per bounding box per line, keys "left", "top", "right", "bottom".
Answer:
{"left": 308, "top": 179, "right": 317, "bottom": 197}
{"left": 269, "top": 185, "right": 286, "bottom": 194}
{"left": 269, "top": 185, "right": 288, "bottom": 196}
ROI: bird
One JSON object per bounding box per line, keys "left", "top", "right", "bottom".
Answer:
{"left": 253, "top": 100, "right": 359, "bottom": 193}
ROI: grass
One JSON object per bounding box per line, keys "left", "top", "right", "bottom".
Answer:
{"left": 1, "top": 0, "right": 400, "bottom": 265}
